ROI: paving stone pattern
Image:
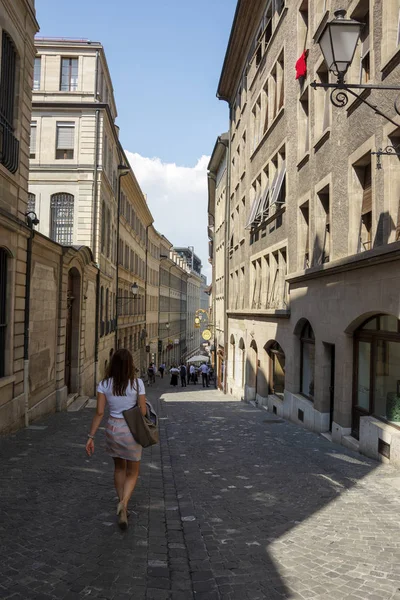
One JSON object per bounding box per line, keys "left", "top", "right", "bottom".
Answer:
{"left": 1, "top": 380, "right": 400, "bottom": 599}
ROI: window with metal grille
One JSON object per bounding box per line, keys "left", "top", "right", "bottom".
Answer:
{"left": 33, "top": 57, "right": 41, "bottom": 91}
{"left": 0, "top": 31, "right": 19, "bottom": 174}
{"left": 60, "top": 57, "right": 78, "bottom": 91}
{"left": 50, "top": 193, "right": 74, "bottom": 245}
{"left": 30, "top": 123, "right": 37, "bottom": 158}
{"left": 56, "top": 122, "right": 74, "bottom": 159}
{"left": 0, "top": 248, "right": 8, "bottom": 378}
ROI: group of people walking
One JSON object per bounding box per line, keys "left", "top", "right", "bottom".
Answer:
{"left": 147, "top": 361, "right": 212, "bottom": 388}
{"left": 168, "top": 362, "right": 211, "bottom": 388}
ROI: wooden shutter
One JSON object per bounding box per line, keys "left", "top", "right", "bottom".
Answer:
{"left": 361, "top": 164, "right": 372, "bottom": 215}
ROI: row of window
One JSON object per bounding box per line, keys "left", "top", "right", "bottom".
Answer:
{"left": 119, "top": 239, "right": 146, "bottom": 280}
{"left": 117, "top": 286, "right": 145, "bottom": 318}
{"left": 120, "top": 191, "right": 147, "bottom": 244}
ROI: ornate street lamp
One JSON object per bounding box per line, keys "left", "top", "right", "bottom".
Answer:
{"left": 311, "top": 9, "right": 400, "bottom": 166}
{"left": 317, "top": 9, "right": 362, "bottom": 84}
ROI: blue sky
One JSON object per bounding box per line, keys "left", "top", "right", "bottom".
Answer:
{"left": 35, "top": 0, "right": 235, "bottom": 166}
{"left": 35, "top": 0, "right": 236, "bottom": 278}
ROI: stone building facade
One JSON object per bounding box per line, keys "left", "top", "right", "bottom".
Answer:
{"left": 0, "top": 0, "right": 39, "bottom": 431}
{"left": 213, "top": 0, "right": 400, "bottom": 464}
{"left": 208, "top": 134, "right": 229, "bottom": 389}
{"left": 158, "top": 238, "right": 189, "bottom": 367}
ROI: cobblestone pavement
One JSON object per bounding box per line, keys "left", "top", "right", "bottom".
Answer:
{"left": 2, "top": 379, "right": 400, "bottom": 600}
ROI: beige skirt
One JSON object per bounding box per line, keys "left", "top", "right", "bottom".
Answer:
{"left": 105, "top": 416, "right": 142, "bottom": 462}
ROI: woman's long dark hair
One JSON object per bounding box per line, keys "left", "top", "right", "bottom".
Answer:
{"left": 103, "top": 349, "right": 137, "bottom": 396}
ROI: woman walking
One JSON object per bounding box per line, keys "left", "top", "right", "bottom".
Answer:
{"left": 86, "top": 349, "right": 146, "bottom": 530}
{"left": 169, "top": 364, "right": 179, "bottom": 387}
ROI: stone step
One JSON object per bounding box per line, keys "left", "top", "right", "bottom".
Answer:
{"left": 342, "top": 434, "right": 360, "bottom": 453}
{"left": 67, "top": 396, "right": 89, "bottom": 412}
{"left": 321, "top": 432, "right": 333, "bottom": 443}
{"left": 86, "top": 398, "right": 97, "bottom": 409}
{"left": 66, "top": 393, "right": 78, "bottom": 408}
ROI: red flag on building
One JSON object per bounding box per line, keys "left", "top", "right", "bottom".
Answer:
{"left": 295, "top": 51, "right": 307, "bottom": 79}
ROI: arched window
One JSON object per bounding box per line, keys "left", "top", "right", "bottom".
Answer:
{"left": 300, "top": 321, "right": 315, "bottom": 400}
{"left": 50, "top": 193, "right": 74, "bottom": 244}
{"left": 0, "top": 31, "right": 19, "bottom": 173}
{"left": 353, "top": 314, "right": 400, "bottom": 437}
{"left": 0, "top": 248, "right": 9, "bottom": 377}
{"left": 267, "top": 341, "right": 285, "bottom": 399}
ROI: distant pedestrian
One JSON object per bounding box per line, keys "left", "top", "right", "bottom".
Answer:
{"left": 170, "top": 365, "right": 179, "bottom": 387}
{"left": 200, "top": 362, "right": 210, "bottom": 388}
{"left": 159, "top": 363, "right": 165, "bottom": 379}
{"left": 180, "top": 364, "right": 187, "bottom": 387}
{"left": 86, "top": 349, "right": 146, "bottom": 531}
{"left": 189, "top": 364, "right": 196, "bottom": 384}
{"left": 147, "top": 363, "right": 155, "bottom": 385}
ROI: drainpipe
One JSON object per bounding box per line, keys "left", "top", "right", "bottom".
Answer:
{"left": 94, "top": 267, "right": 100, "bottom": 394}
{"left": 23, "top": 216, "right": 36, "bottom": 427}
{"left": 222, "top": 134, "right": 230, "bottom": 395}
{"left": 92, "top": 108, "right": 100, "bottom": 387}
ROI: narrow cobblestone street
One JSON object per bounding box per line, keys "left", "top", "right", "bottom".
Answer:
{"left": 2, "top": 379, "right": 400, "bottom": 600}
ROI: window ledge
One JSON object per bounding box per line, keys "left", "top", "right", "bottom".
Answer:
{"left": 250, "top": 107, "right": 285, "bottom": 161}
{"left": 227, "top": 308, "right": 290, "bottom": 318}
{"left": 381, "top": 46, "right": 400, "bottom": 77}
{"left": 314, "top": 128, "right": 331, "bottom": 151}
{"left": 0, "top": 375, "right": 16, "bottom": 390}
{"left": 297, "top": 151, "right": 310, "bottom": 169}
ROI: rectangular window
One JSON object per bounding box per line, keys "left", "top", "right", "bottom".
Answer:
{"left": 315, "top": 185, "right": 331, "bottom": 264}
{"left": 33, "top": 57, "right": 41, "bottom": 91}
{"left": 0, "top": 249, "right": 8, "bottom": 377}
{"left": 60, "top": 57, "right": 78, "bottom": 91}
{"left": 56, "top": 123, "right": 74, "bottom": 159}
{"left": 300, "top": 202, "right": 310, "bottom": 269}
{"left": 315, "top": 63, "right": 330, "bottom": 137}
{"left": 299, "top": 88, "right": 309, "bottom": 156}
{"left": 361, "top": 163, "right": 372, "bottom": 250}
{"left": 30, "top": 123, "right": 37, "bottom": 159}
{"left": 0, "top": 31, "right": 18, "bottom": 174}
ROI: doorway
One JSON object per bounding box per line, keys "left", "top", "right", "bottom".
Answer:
{"left": 329, "top": 344, "right": 335, "bottom": 431}
{"left": 65, "top": 268, "right": 81, "bottom": 394}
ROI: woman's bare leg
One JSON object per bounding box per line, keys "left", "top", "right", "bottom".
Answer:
{"left": 113, "top": 457, "right": 126, "bottom": 501}
{"left": 121, "top": 461, "right": 140, "bottom": 508}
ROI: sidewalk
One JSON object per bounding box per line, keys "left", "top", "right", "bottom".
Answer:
{"left": 2, "top": 377, "right": 400, "bottom": 599}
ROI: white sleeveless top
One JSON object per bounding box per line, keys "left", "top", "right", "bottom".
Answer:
{"left": 97, "top": 378, "right": 145, "bottom": 418}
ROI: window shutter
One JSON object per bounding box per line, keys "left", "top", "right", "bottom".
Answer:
{"left": 362, "top": 164, "right": 372, "bottom": 215}
{"left": 57, "top": 124, "right": 74, "bottom": 149}
{"left": 30, "top": 124, "right": 37, "bottom": 155}
{"left": 271, "top": 161, "right": 286, "bottom": 205}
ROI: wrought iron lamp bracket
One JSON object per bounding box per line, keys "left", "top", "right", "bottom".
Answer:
{"left": 371, "top": 146, "right": 400, "bottom": 170}
{"left": 310, "top": 80, "right": 400, "bottom": 129}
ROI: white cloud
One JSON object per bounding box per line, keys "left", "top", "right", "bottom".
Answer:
{"left": 125, "top": 151, "right": 211, "bottom": 281}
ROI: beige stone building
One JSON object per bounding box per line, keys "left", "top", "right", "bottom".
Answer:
{"left": 213, "top": 0, "right": 400, "bottom": 464}
{"left": 158, "top": 238, "right": 189, "bottom": 367}
{"left": 28, "top": 38, "right": 162, "bottom": 380}
{"left": 0, "top": 0, "right": 38, "bottom": 428}
{"left": 0, "top": 4, "right": 101, "bottom": 433}
{"left": 117, "top": 170, "right": 153, "bottom": 375}
{"left": 208, "top": 134, "right": 229, "bottom": 388}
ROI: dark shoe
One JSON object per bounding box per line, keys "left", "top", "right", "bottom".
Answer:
{"left": 117, "top": 501, "right": 128, "bottom": 530}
